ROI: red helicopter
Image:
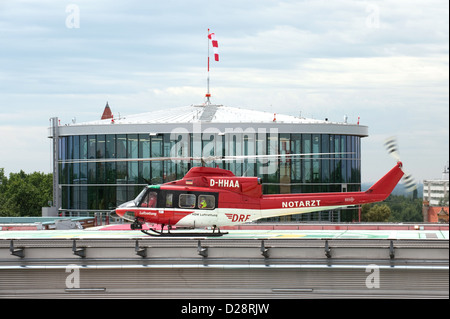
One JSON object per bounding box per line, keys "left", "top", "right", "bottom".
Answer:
{"left": 115, "top": 137, "right": 414, "bottom": 236}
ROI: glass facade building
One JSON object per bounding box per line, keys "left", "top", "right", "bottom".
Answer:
{"left": 51, "top": 104, "right": 368, "bottom": 222}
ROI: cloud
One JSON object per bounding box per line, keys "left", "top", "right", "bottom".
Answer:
{"left": 0, "top": 0, "right": 448, "bottom": 182}
{"left": 0, "top": 126, "right": 52, "bottom": 175}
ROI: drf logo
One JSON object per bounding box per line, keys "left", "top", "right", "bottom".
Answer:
{"left": 225, "top": 213, "right": 251, "bottom": 223}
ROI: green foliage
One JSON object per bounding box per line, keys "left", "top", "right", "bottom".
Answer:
{"left": 361, "top": 194, "right": 423, "bottom": 223}
{"left": 385, "top": 195, "right": 423, "bottom": 222}
{"left": 439, "top": 194, "right": 449, "bottom": 207}
{"left": 361, "top": 203, "right": 391, "bottom": 222}
{"left": 0, "top": 168, "right": 53, "bottom": 217}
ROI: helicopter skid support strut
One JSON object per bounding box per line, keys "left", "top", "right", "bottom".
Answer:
{"left": 140, "top": 227, "right": 228, "bottom": 237}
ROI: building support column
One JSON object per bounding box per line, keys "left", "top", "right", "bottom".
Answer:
{"left": 43, "top": 117, "right": 60, "bottom": 217}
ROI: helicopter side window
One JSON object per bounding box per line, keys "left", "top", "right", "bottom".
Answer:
{"left": 198, "top": 195, "right": 215, "bottom": 210}
{"left": 139, "top": 191, "right": 157, "bottom": 208}
{"left": 166, "top": 193, "right": 173, "bottom": 208}
{"left": 179, "top": 194, "right": 196, "bottom": 209}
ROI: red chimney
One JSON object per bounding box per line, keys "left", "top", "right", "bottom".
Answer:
{"left": 101, "top": 102, "right": 113, "bottom": 120}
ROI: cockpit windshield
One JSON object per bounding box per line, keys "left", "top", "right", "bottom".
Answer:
{"left": 139, "top": 191, "right": 158, "bottom": 208}
{"left": 134, "top": 188, "right": 148, "bottom": 206}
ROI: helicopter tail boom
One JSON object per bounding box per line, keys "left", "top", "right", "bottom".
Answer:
{"left": 365, "top": 161, "right": 405, "bottom": 199}
{"left": 259, "top": 162, "right": 404, "bottom": 217}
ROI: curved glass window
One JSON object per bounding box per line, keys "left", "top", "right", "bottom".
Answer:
{"left": 58, "top": 132, "right": 361, "bottom": 222}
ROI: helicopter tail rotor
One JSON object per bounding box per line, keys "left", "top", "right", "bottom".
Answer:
{"left": 384, "top": 136, "right": 417, "bottom": 192}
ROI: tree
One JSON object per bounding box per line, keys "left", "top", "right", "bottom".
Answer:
{"left": 439, "top": 194, "right": 449, "bottom": 207}
{"left": 361, "top": 203, "right": 391, "bottom": 222}
{"left": 385, "top": 195, "right": 423, "bottom": 223}
{"left": 360, "top": 195, "right": 425, "bottom": 223}
{"left": 0, "top": 168, "right": 11, "bottom": 216}
{"left": 0, "top": 169, "right": 53, "bottom": 217}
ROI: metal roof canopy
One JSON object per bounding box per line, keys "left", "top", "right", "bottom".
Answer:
{"left": 50, "top": 104, "right": 368, "bottom": 137}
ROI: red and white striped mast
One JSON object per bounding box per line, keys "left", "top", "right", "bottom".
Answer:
{"left": 205, "top": 28, "right": 219, "bottom": 105}
{"left": 206, "top": 28, "right": 211, "bottom": 105}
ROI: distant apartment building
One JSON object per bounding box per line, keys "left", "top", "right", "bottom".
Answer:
{"left": 423, "top": 163, "right": 449, "bottom": 223}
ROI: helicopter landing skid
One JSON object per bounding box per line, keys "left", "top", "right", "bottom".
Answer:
{"left": 141, "top": 228, "right": 228, "bottom": 237}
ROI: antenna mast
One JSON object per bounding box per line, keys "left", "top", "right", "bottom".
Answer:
{"left": 205, "top": 28, "right": 211, "bottom": 105}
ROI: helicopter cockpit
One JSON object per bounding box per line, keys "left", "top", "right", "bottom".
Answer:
{"left": 133, "top": 186, "right": 217, "bottom": 210}
{"left": 138, "top": 191, "right": 158, "bottom": 208}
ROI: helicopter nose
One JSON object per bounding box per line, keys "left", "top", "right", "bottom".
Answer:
{"left": 115, "top": 208, "right": 136, "bottom": 222}
{"left": 114, "top": 209, "right": 124, "bottom": 218}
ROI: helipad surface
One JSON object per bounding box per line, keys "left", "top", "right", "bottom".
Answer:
{"left": 0, "top": 228, "right": 448, "bottom": 240}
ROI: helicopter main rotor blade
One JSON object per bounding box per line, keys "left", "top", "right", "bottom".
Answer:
{"left": 59, "top": 152, "right": 355, "bottom": 164}
{"left": 384, "top": 136, "right": 401, "bottom": 162}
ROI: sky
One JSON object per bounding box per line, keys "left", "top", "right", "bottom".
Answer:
{"left": 0, "top": 0, "right": 448, "bottom": 184}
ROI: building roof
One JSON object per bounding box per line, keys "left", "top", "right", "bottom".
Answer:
{"left": 54, "top": 103, "right": 368, "bottom": 137}
{"left": 101, "top": 102, "right": 113, "bottom": 120}
{"left": 426, "top": 206, "right": 449, "bottom": 223}
{"left": 80, "top": 104, "right": 331, "bottom": 125}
